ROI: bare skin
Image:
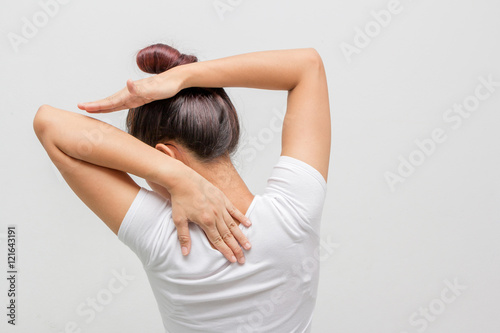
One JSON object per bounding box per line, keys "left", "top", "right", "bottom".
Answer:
{"left": 34, "top": 48, "right": 330, "bottom": 266}
{"left": 79, "top": 48, "right": 331, "bottom": 180}
{"left": 33, "top": 106, "right": 252, "bottom": 264}
{"left": 150, "top": 142, "right": 255, "bottom": 251}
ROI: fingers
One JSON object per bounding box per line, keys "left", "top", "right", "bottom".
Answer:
{"left": 173, "top": 216, "right": 191, "bottom": 256}
{"left": 78, "top": 88, "right": 128, "bottom": 113}
{"left": 203, "top": 224, "right": 238, "bottom": 263}
{"left": 208, "top": 208, "right": 251, "bottom": 264}
{"left": 225, "top": 200, "right": 252, "bottom": 228}
{"left": 199, "top": 212, "right": 245, "bottom": 264}
{"left": 78, "top": 104, "right": 125, "bottom": 113}
{"left": 218, "top": 216, "right": 246, "bottom": 264}
{"left": 210, "top": 200, "right": 252, "bottom": 264}
{"left": 78, "top": 99, "right": 123, "bottom": 113}
{"left": 78, "top": 100, "right": 112, "bottom": 112}
{"left": 222, "top": 209, "right": 251, "bottom": 252}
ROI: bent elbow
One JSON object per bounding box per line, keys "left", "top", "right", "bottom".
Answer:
{"left": 304, "top": 48, "right": 325, "bottom": 73}
{"left": 33, "top": 104, "right": 54, "bottom": 141}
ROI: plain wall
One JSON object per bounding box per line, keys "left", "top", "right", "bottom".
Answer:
{"left": 1, "top": 0, "right": 499, "bottom": 332}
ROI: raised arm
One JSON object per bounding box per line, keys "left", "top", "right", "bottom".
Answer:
{"left": 176, "top": 48, "right": 331, "bottom": 180}
{"left": 80, "top": 48, "right": 331, "bottom": 180}
{"left": 33, "top": 105, "right": 251, "bottom": 264}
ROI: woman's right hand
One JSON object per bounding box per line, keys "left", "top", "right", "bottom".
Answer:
{"left": 78, "top": 72, "right": 182, "bottom": 113}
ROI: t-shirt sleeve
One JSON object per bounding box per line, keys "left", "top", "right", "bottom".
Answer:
{"left": 117, "top": 187, "right": 172, "bottom": 268}
{"left": 263, "top": 155, "right": 328, "bottom": 233}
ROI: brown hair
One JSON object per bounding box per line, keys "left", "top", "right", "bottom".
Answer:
{"left": 126, "top": 43, "right": 240, "bottom": 162}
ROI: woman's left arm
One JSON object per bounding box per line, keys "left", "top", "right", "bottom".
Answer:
{"left": 33, "top": 105, "right": 251, "bottom": 264}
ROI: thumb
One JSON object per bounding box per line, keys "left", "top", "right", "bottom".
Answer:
{"left": 225, "top": 198, "right": 252, "bottom": 227}
{"left": 126, "top": 79, "right": 140, "bottom": 96}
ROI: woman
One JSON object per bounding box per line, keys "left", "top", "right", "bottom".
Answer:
{"left": 34, "top": 45, "right": 330, "bottom": 332}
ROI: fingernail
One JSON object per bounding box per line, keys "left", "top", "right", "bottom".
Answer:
{"left": 238, "top": 257, "right": 245, "bottom": 264}
{"left": 245, "top": 242, "right": 251, "bottom": 250}
{"left": 246, "top": 218, "right": 252, "bottom": 226}
{"left": 231, "top": 256, "right": 237, "bottom": 263}
{"left": 182, "top": 247, "right": 189, "bottom": 255}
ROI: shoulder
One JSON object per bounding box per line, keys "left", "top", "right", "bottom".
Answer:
{"left": 264, "top": 155, "right": 327, "bottom": 197}
{"left": 258, "top": 155, "right": 328, "bottom": 234}
{"left": 117, "top": 187, "right": 174, "bottom": 266}
{"left": 119, "top": 188, "right": 172, "bottom": 235}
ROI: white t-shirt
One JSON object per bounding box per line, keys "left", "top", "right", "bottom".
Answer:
{"left": 118, "top": 155, "right": 327, "bottom": 333}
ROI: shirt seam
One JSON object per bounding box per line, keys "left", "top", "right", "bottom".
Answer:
{"left": 278, "top": 155, "right": 328, "bottom": 191}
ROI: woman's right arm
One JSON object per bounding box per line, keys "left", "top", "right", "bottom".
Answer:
{"left": 80, "top": 49, "right": 331, "bottom": 181}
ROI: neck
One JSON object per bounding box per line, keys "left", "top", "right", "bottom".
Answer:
{"left": 190, "top": 157, "right": 254, "bottom": 218}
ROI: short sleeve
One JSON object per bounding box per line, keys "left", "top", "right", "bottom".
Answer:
{"left": 264, "top": 155, "right": 328, "bottom": 233}
{"left": 117, "top": 187, "right": 172, "bottom": 268}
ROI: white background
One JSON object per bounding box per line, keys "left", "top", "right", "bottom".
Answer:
{"left": 1, "top": 0, "right": 499, "bottom": 332}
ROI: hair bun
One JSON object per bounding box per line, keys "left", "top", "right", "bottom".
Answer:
{"left": 136, "top": 43, "right": 198, "bottom": 74}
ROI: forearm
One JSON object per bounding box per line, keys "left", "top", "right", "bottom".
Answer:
{"left": 171, "top": 48, "right": 321, "bottom": 92}
{"left": 33, "top": 105, "right": 188, "bottom": 189}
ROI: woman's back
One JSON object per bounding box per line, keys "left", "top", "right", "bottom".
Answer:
{"left": 34, "top": 46, "right": 330, "bottom": 332}
{"left": 118, "top": 156, "right": 327, "bottom": 332}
